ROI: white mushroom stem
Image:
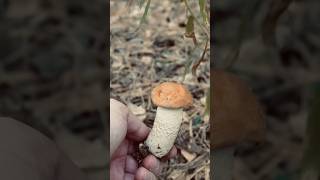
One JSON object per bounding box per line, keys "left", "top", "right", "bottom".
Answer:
{"left": 145, "top": 106, "right": 183, "bottom": 158}
{"left": 212, "top": 146, "right": 235, "bottom": 180}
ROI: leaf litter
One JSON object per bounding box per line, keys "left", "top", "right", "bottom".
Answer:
{"left": 111, "top": 0, "right": 210, "bottom": 179}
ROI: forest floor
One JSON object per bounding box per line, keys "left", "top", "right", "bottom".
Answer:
{"left": 111, "top": 0, "right": 210, "bottom": 179}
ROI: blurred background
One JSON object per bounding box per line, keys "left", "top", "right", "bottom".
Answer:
{"left": 213, "top": 0, "right": 320, "bottom": 179}
{"left": 0, "top": 0, "right": 107, "bottom": 179}
{"left": 1, "top": 0, "right": 320, "bottom": 179}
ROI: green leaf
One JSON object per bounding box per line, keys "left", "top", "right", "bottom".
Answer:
{"left": 185, "top": 16, "right": 194, "bottom": 37}
{"left": 198, "top": 0, "right": 208, "bottom": 24}
{"left": 192, "top": 115, "right": 202, "bottom": 125}
{"left": 185, "top": 16, "right": 197, "bottom": 45}
{"left": 137, "top": 0, "right": 151, "bottom": 30}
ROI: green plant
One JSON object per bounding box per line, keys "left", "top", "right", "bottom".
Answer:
{"left": 128, "top": 0, "right": 210, "bottom": 114}
{"left": 129, "top": 0, "right": 210, "bottom": 80}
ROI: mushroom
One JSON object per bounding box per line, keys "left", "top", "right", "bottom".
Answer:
{"left": 211, "top": 70, "right": 266, "bottom": 180}
{"left": 145, "top": 82, "right": 193, "bottom": 158}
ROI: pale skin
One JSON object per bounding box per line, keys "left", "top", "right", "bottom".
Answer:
{"left": 110, "top": 99, "right": 177, "bottom": 180}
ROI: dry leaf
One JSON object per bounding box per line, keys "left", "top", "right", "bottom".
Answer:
{"left": 181, "top": 149, "right": 197, "bottom": 162}
{"left": 168, "top": 169, "right": 186, "bottom": 180}
{"left": 130, "top": 88, "right": 144, "bottom": 97}
{"left": 141, "top": 56, "right": 152, "bottom": 64}
{"left": 182, "top": 112, "right": 189, "bottom": 123}
{"left": 200, "top": 96, "right": 206, "bottom": 106}
{"left": 180, "top": 73, "right": 196, "bottom": 86}
{"left": 203, "top": 114, "right": 209, "bottom": 124}
{"left": 128, "top": 103, "right": 146, "bottom": 121}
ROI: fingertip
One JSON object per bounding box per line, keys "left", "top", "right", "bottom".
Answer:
{"left": 126, "top": 112, "right": 150, "bottom": 141}
{"left": 125, "top": 155, "right": 138, "bottom": 174}
{"left": 135, "top": 167, "right": 157, "bottom": 180}
{"left": 124, "top": 174, "right": 135, "bottom": 180}
{"left": 110, "top": 99, "right": 129, "bottom": 112}
{"left": 142, "top": 155, "right": 162, "bottom": 176}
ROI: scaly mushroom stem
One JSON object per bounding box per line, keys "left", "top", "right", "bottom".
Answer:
{"left": 212, "top": 147, "right": 235, "bottom": 180}
{"left": 145, "top": 107, "right": 183, "bottom": 158}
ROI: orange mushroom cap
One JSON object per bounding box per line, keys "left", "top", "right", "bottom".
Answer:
{"left": 151, "top": 82, "right": 193, "bottom": 109}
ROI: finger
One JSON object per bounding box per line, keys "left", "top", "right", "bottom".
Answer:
{"left": 110, "top": 99, "right": 128, "bottom": 156}
{"left": 142, "top": 155, "right": 162, "bottom": 176}
{"left": 125, "top": 155, "right": 138, "bottom": 174}
{"left": 161, "top": 146, "right": 177, "bottom": 161}
{"left": 127, "top": 141, "right": 136, "bottom": 154}
{"left": 111, "top": 139, "right": 129, "bottom": 160}
{"left": 135, "top": 167, "right": 157, "bottom": 180}
{"left": 124, "top": 174, "right": 135, "bottom": 180}
{"left": 126, "top": 111, "right": 150, "bottom": 142}
{"left": 110, "top": 156, "right": 126, "bottom": 180}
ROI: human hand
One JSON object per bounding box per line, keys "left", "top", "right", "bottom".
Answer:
{"left": 110, "top": 99, "right": 177, "bottom": 180}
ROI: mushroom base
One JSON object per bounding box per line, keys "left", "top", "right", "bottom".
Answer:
{"left": 145, "top": 107, "right": 183, "bottom": 158}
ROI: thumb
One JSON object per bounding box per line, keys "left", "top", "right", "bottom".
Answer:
{"left": 110, "top": 99, "right": 128, "bottom": 156}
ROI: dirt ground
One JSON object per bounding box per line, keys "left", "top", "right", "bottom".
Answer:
{"left": 111, "top": 0, "right": 210, "bottom": 179}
